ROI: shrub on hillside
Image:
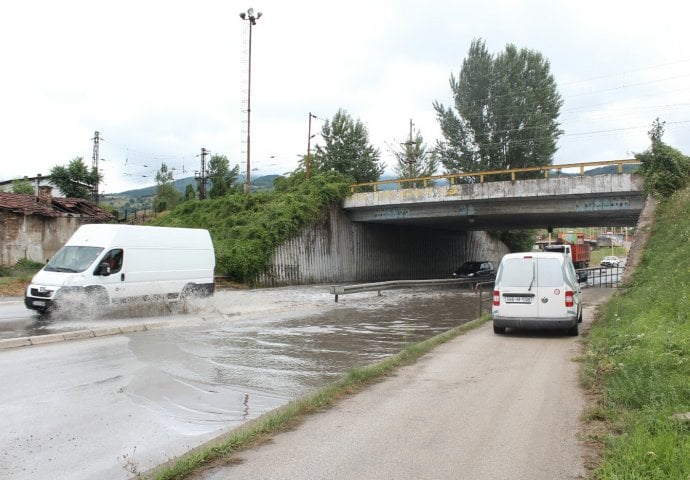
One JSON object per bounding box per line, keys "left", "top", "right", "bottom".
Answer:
{"left": 152, "top": 172, "right": 350, "bottom": 283}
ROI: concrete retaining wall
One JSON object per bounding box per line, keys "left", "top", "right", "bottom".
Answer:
{"left": 258, "top": 206, "right": 509, "bottom": 286}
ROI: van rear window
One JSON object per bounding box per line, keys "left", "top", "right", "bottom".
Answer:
{"left": 498, "top": 257, "right": 563, "bottom": 287}
{"left": 499, "top": 258, "right": 535, "bottom": 287}
{"left": 537, "top": 258, "right": 563, "bottom": 287}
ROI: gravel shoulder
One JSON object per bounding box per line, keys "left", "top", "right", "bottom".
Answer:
{"left": 196, "top": 288, "right": 616, "bottom": 480}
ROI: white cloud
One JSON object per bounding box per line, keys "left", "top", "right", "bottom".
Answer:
{"left": 1, "top": 0, "right": 689, "bottom": 192}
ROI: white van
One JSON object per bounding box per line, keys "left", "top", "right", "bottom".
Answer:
{"left": 24, "top": 224, "right": 215, "bottom": 313}
{"left": 492, "top": 252, "right": 582, "bottom": 335}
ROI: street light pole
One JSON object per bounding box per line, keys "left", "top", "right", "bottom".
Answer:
{"left": 240, "top": 7, "right": 262, "bottom": 194}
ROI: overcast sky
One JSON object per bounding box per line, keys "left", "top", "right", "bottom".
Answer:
{"left": 1, "top": 0, "right": 689, "bottom": 194}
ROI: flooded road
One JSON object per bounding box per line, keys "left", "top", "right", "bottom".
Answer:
{"left": 0, "top": 285, "right": 488, "bottom": 480}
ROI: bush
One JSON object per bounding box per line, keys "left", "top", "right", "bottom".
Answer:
{"left": 637, "top": 141, "right": 690, "bottom": 199}
{"left": 153, "top": 172, "right": 350, "bottom": 283}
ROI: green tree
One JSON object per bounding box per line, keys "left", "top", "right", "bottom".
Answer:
{"left": 434, "top": 38, "right": 563, "bottom": 177}
{"left": 393, "top": 130, "right": 439, "bottom": 188}
{"left": 49, "top": 157, "right": 101, "bottom": 199}
{"left": 312, "top": 109, "right": 384, "bottom": 183}
{"left": 11, "top": 178, "right": 34, "bottom": 194}
{"left": 184, "top": 183, "right": 196, "bottom": 201}
{"left": 636, "top": 118, "right": 690, "bottom": 199}
{"left": 208, "top": 154, "right": 240, "bottom": 198}
{"left": 152, "top": 163, "right": 181, "bottom": 213}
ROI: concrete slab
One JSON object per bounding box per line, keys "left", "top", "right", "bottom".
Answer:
{"left": 119, "top": 324, "right": 147, "bottom": 333}
{"left": 63, "top": 330, "right": 96, "bottom": 341}
{"left": 29, "top": 333, "right": 66, "bottom": 345}
{"left": 92, "top": 327, "right": 123, "bottom": 337}
{"left": 0, "top": 337, "right": 32, "bottom": 350}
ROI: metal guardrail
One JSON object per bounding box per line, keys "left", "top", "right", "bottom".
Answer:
{"left": 329, "top": 277, "right": 493, "bottom": 302}
{"left": 349, "top": 158, "right": 640, "bottom": 193}
{"left": 580, "top": 266, "right": 625, "bottom": 288}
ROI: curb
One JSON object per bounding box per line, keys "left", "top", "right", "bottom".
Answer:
{"left": 0, "top": 323, "right": 153, "bottom": 351}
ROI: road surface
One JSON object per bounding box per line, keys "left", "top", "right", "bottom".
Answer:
{"left": 199, "top": 288, "right": 616, "bottom": 480}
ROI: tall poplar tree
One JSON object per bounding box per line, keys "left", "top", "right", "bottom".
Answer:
{"left": 434, "top": 38, "right": 563, "bottom": 176}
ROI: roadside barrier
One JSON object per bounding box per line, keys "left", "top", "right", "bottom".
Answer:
{"left": 328, "top": 277, "right": 492, "bottom": 302}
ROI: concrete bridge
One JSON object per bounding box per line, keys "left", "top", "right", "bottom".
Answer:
{"left": 343, "top": 160, "right": 645, "bottom": 231}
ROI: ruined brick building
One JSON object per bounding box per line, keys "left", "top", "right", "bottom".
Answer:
{"left": 0, "top": 186, "right": 114, "bottom": 266}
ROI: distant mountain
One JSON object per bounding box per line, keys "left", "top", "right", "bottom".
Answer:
{"left": 107, "top": 175, "right": 279, "bottom": 199}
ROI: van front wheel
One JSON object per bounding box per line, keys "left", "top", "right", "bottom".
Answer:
{"left": 493, "top": 325, "right": 506, "bottom": 334}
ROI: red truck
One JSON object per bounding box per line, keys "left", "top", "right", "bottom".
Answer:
{"left": 543, "top": 232, "right": 591, "bottom": 281}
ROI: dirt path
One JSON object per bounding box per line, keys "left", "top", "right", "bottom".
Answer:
{"left": 197, "top": 288, "right": 615, "bottom": 480}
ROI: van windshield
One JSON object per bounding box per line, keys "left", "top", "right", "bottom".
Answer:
{"left": 44, "top": 246, "right": 104, "bottom": 273}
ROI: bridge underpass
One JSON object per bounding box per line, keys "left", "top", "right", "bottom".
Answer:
{"left": 343, "top": 173, "right": 645, "bottom": 231}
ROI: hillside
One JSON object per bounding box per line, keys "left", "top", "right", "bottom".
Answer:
{"left": 101, "top": 175, "right": 281, "bottom": 213}
{"left": 583, "top": 184, "right": 690, "bottom": 477}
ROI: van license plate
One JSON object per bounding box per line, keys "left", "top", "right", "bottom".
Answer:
{"left": 506, "top": 297, "right": 531, "bottom": 304}
{"left": 33, "top": 300, "right": 46, "bottom": 307}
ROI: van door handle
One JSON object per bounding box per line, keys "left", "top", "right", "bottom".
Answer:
{"left": 121, "top": 273, "right": 125, "bottom": 281}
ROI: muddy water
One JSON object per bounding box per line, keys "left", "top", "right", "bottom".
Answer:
{"left": 117, "top": 288, "right": 490, "bottom": 437}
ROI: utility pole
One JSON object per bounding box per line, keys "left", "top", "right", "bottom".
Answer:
{"left": 306, "top": 112, "right": 316, "bottom": 179}
{"left": 91, "top": 131, "right": 101, "bottom": 202}
{"left": 403, "top": 119, "right": 416, "bottom": 179}
{"left": 196, "top": 148, "right": 209, "bottom": 200}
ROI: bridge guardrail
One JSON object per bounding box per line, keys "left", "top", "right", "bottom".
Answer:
{"left": 349, "top": 158, "right": 640, "bottom": 193}
{"left": 329, "top": 277, "right": 493, "bottom": 302}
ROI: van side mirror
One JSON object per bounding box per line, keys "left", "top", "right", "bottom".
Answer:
{"left": 97, "top": 262, "right": 111, "bottom": 276}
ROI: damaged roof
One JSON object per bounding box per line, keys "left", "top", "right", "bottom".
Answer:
{"left": 0, "top": 192, "right": 115, "bottom": 221}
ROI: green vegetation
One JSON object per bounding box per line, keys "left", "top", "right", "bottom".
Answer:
{"left": 434, "top": 38, "right": 562, "bottom": 177}
{"left": 636, "top": 118, "right": 690, "bottom": 199}
{"left": 153, "top": 163, "right": 182, "bottom": 213}
{"left": 0, "top": 259, "right": 43, "bottom": 296}
{"left": 146, "top": 316, "right": 489, "bottom": 480}
{"left": 11, "top": 178, "right": 34, "bottom": 194}
{"left": 311, "top": 109, "right": 385, "bottom": 184}
{"left": 49, "top": 157, "right": 101, "bottom": 200}
{"left": 590, "top": 246, "right": 629, "bottom": 265}
{"left": 152, "top": 172, "right": 350, "bottom": 283}
{"left": 582, "top": 184, "right": 690, "bottom": 479}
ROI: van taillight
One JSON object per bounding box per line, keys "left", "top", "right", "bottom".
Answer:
{"left": 565, "top": 291, "right": 574, "bottom": 307}
{"left": 493, "top": 290, "right": 500, "bottom": 306}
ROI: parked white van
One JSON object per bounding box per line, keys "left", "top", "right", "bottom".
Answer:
{"left": 24, "top": 224, "right": 215, "bottom": 314}
{"left": 492, "top": 252, "right": 582, "bottom": 335}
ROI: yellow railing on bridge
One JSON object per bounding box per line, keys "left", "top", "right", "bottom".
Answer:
{"left": 349, "top": 159, "right": 641, "bottom": 193}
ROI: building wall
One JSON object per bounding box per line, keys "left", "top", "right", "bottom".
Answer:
{"left": 258, "top": 206, "right": 509, "bottom": 286}
{"left": 0, "top": 212, "right": 90, "bottom": 266}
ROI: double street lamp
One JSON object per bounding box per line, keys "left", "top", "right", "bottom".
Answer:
{"left": 239, "top": 7, "right": 262, "bottom": 194}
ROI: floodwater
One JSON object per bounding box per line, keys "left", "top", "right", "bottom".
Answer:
{"left": 116, "top": 287, "right": 491, "bottom": 441}
{"left": 1, "top": 286, "right": 492, "bottom": 480}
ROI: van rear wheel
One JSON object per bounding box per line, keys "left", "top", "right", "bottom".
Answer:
{"left": 493, "top": 325, "right": 506, "bottom": 334}
{"left": 567, "top": 322, "right": 579, "bottom": 336}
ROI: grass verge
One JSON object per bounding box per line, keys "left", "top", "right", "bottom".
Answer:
{"left": 582, "top": 185, "right": 690, "bottom": 479}
{"left": 146, "top": 316, "right": 489, "bottom": 480}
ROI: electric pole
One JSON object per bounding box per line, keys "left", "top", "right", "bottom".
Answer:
{"left": 403, "top": 119, "right": 416, "bottom": 179}
{"left": 196, "top": 148, "right": 209, "bottom": 200}
{"left": 91, "top": 131, "right": 101, "bottom": 202}
{"left": 306, "top": 112, "right": 316, "bottom": 179}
